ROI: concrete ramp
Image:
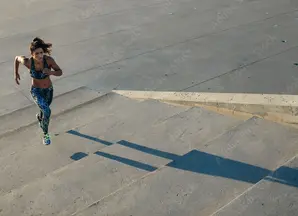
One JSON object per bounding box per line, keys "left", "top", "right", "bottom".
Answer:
{"left": 0, "top": 90, "right": 298, "bottom": 216}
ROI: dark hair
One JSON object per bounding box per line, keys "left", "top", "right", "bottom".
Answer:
{"left": 30, "top": 37, "right": 52, "bottom": 55}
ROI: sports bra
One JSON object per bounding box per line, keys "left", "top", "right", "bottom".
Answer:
{"left": 30, "top": 56, "right": 49, "bottom": 79}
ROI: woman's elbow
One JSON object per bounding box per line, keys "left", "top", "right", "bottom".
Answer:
{"left": 57, "top": 70, "right": 63, "bottom": 76}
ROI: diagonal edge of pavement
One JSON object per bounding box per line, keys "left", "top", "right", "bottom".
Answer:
{"left": 113, "top": 90, "right": 298, "bottom": 125}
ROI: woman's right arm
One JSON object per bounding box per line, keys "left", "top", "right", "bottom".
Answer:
{"left": 14, "top": 56, "right": 29, "bottom": 85}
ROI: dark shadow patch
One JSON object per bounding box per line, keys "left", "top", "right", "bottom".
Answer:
{"left": 94, "top": 151, "right": 157, "bottom": 172}
{"left": 67, "top": 131, "right": 298, "bottom": 188}
{"left": 67, "top": 130, "right": 113, "bottom": 146}
{"left": 167, "top": 150, "right": 271, "bottom": 184}
{"left": 265, "top": 166, "right": 298, "bottom": 188}
{"left": 117, "top": 140, "right": 180, "bottom": 161}
{"left": 70, "top": 152, "right": 88, "bottom": 161}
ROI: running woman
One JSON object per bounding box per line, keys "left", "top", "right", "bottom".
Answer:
{"left": 14, "top": 37, "right": 63, "bottom": 145}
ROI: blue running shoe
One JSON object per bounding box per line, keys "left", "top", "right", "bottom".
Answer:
{"left": 43, "top": 133, "right": 51, "bottom": 145}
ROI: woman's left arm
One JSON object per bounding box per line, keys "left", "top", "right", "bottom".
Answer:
{"left": 44, "top": 56, "right": 63, "bottom": 76}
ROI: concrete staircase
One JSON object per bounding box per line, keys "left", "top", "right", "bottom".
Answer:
{"left": 0, "top": 87, "right": 298, "bottom": 216}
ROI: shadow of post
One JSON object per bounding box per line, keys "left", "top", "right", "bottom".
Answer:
{"left": 95, "top": 151, "right": 157, "bottom": 172}
{"left": 264, "top": 166, "right": 298, "bottom": 188}
{"left": 67, "top": 130, "right": 113, "bottom": 146}
{"left": 70, "top": 152, "right": 88, "bottom": 161}
{"left": 117, "top": 140, "right": 180, "bottom": 161}
{"left": 68, "top": 130, "right": 298, "bottom": 188}
{"left": 167, "top": 150, "right": 270, "bottom": 184}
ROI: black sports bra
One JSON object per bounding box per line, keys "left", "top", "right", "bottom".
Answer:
{"left": 30, "top": 56, "right": 49, "bottom": 79}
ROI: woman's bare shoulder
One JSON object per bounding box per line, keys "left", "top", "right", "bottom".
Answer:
{"left": 45, "top": 55, "right": 60, "bottom": 68}
{"left": 16, "top": 55, "right": 31, "bottom": 68}
{"left": 45, "top": 55, "right": 56, "bottom": 63}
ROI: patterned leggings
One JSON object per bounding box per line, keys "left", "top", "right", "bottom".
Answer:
{"left": 30, "top": 86, "right": 53, "bottom": 135}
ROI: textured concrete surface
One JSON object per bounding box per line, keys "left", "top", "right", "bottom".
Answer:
{"left": 1, "top": 0, "right": 298, "bottom": 215}
{"left": 0, "top": 95, "right": 242, "bottom": 215}
{"left": 0, "top": 154, "right": 151, "bottom": 216}
{"left": 1, "top": 0, "right": 298, "bottom": 116}
{"left": 214, "top": 156, "right": 298, "bottom": 216}
{"left": 75, "top": 117, "right": 298, "bottom": 216}
{"left": 0, "top": 93, "right": 298, "bottom": 215}
{"left": 77, "top": 102, "right": 242, "bottom": 153}
{"left": 0, "top": 94, "right": 133, "bottom": 159}
{"left": 0, "top": 95, "right": 191, "bottom": 195}
{"left": 113, "top": 90, "right": 298, "bottom": 125}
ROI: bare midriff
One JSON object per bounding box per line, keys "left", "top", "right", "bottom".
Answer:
{"left": 32, "top": 77, "right": 52, "bottom": 88}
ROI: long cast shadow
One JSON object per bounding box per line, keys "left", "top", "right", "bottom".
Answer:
{"left": 117, "top": 141, "right": 270, "bottom": 183}
{"left": 167, "top": 150, "right": 271, "bottom": 184}
{"left": 265, "top": 166, "right": 298, "bottom": 188}
{"left": 67, "top": 130, "right": 113, "bottom": 146}
{"left": 117, "top": 140, "right": 180, "bottom": 161}
{"left": 95, "top": 151, "right": 157, "bottom": 172}
{"left": 69, "top": 130, "right": 298, "bottom": 188}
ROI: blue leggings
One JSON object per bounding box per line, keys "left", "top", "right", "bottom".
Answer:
{"left": 30, "top": 86, "right": 53, "bottom": 135}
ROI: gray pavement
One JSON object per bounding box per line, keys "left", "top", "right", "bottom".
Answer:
{"left": 1, "top": 1, "right": 298, "bottom": 215}
{"left": 1, "top": 0, "right": 298, "bottom": 116}
{"left": 214, "top": 155, "right": 298, "bottom": 216}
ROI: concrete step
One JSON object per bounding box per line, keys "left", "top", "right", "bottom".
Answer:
{"left": 0, "top": 132, "right": 101, "bottom": 197}
{"left": 0, "top": 93, "right": 128, "bottom": 158}
{"left": 0, "top": 86, "right": 101, "bottom": 137}
{"left": 210, "top": 155, "right": 298, "bottom": 216}
{"left": 0, "top": 77, "right": 85, "bottom": 116}
{"left": 74, "top": 117, "right": 298, "bottom": 216}
{"left": 87, "top": 104, "right": 243, "bottom": 170}
{"left": 0, "top": 154, "right": 149, "bottom": 216}
{"left": 75, "top": 103, "right": 242, "bottom": 151}
{"left": 0, "top": 95, "right": 188, "bottom": 197}
{"left": 0, "top": 96, "right": 242, "bottom": 215}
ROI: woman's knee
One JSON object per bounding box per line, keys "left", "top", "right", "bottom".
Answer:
{"left": 42, "top": 107, "right": 51, "bottom": 118}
